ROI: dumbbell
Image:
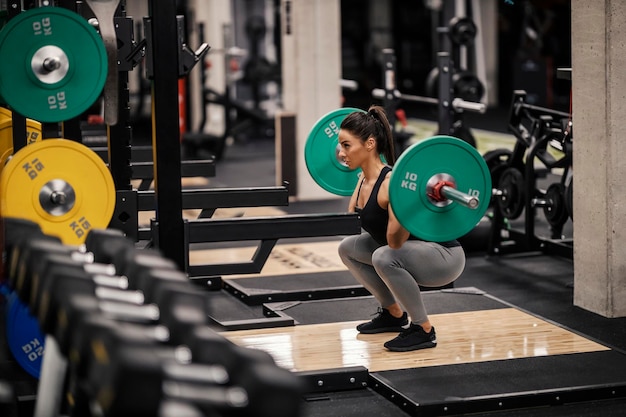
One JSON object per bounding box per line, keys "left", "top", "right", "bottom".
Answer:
{"left": 35, "top": 268, "right": 209, "bottom": 348}
{"left": 11, "top": 235, "right": 178, "bottom": 308}
{"left": 78, "top": 323, "right": 302, "bottom": 417}
{"left": 2, "top": 218, "right": 127, "bottom": 282}
{"left": 7, "top": 228, "right": 129, "bottom": 289}
{"left": 63, "top": 314, "right": 281, "bottom": 416}
{"left": 24, "top": 244, "right": 186, "bottom": 315}
{"left": 32, "top": 268, "right": 213, "bottom": 417}
{"left": 8, "top": 237, "right": 115, "bottom": 306}
{"left": 87, "top": 341, "right": 245, "bottom": 417}
{"left": 94, "top": 354, "right": 301, "bottom": 417}
{"left": 7, "top": 226, "right": 141, "bottom": 285}
{"left": 0, "top": 379, "right": 16, "bottom": 416}
{"left": 6, "top": 231, "right": 62, "bottom": 290}
{"left": 1, "top": 220, "right": 62, "bottom": 379}
{"left": 63, "top": 316, "right": 222, "bottom": 417}
{"left": 2, "top": 217, "right": 44, "bottom": 256}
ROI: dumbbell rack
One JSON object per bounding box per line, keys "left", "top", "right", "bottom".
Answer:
{"left": 1, "top": 220, "right": 304, "bottom": 417}
{"left": 488, "top": 90, "right": 573, "bottom": 259}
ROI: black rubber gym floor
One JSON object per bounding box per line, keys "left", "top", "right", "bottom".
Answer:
{"left": 213, "top": 275, "right": 626, "bottom": 416}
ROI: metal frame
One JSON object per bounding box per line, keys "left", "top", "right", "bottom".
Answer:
{"left": 145, "top": 213, "right": 361, "bottom": 277}
{"left": 489, "top": 91, "right": 573, "bottom": 259}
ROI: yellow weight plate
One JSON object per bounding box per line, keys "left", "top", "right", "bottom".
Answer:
{"left": 0, "top": 138, "right": 115, "bottom": 244}
{"left": 0, "top": 108, "right": 43, "bottom": 171}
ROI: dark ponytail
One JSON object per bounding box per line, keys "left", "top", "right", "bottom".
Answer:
{"left": 340, "top": 105, "right": 396, "bottom": 165}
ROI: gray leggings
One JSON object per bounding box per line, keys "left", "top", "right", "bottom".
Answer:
{"left": 338, "top": 232, "right": 466, "bottom": 324}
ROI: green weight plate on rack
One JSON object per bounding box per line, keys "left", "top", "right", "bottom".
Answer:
{"left": 305, "top": 107, "right": 366, "bottom": 196}
{"left": 389, "top": 136, "right": 491, "bottom": 242}
{"left": 0, "top": 7, "right": 107, "bottom": 122}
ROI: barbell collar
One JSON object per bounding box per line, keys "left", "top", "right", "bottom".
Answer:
{"left": 441, "top": 185, "right": 479, "bottom": 209}
{"left": 452, "top": 98, "right": 486, "bottom": 114}
{"left": 425, "top": 175, "right": 479, "bottom": 209}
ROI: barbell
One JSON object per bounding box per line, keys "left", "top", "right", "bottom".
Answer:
{"left": 304, "top": 108, "right": 491, "bottom": 242}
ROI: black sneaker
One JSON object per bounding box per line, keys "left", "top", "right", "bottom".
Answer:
{"left": 384, "top": 324, "right": 437, "bottom": 352}
{"left": 356, "top": 308, "right": 408, "bottom": 334}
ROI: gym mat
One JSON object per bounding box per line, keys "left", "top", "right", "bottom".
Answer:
{"left": 265, "top": 288, "right": 505, "bottom": 325}
{"left": 223, "top": 270, "right": 368, "bottom": 305}
{"left": 203, "top": 290, "right": 293, "bottom": 330}
{"left": 301, "top": 388, "right": 410, "bottom": 417}
{"left": 370, "top": 350, "right": 626, "bottom": 416}
{"left": 224, "top": 287, "right": 626, "bottom": 415}
{"left": 224, "top": 292, "right": 608, "bottom": 373}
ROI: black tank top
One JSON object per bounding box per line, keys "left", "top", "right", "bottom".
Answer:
{"left": 355, "top": 166, "right": 460, "bottom": 248}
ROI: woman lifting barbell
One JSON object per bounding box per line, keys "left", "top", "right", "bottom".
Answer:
{"left": 337, "top": 105, "right": 466, "bottom": 352}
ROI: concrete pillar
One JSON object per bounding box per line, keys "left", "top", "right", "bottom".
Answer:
{"left": 572, "top": 0, "right": 626, "bottom": 317}
{"left": 280, "top": 0, "right": 342, "bottom": 200}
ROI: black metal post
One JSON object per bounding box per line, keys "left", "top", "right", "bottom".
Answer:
{"left": 437, "top": 52, "right": 453, "bottom": 135}
{"left": 381, "top": 49, "right": 397, "bottom": 130}
{"left": 148, "top": 0, "right": 186, "bottom": 270}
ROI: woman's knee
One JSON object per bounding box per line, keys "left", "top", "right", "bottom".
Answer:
{"left": 338, "top": 235, "right": 359, "bottom": 260}
{"left": 371, "top": 246, "right": 395, "bottom": 271}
